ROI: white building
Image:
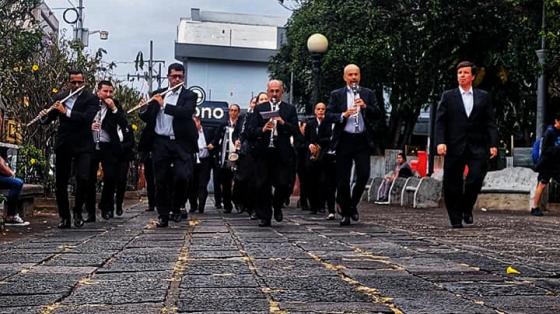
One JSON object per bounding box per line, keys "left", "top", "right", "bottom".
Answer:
{"left": 175, "top": 8, "right": 287, "bottom": 107}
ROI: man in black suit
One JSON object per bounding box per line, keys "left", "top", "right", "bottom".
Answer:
{"left": 139, "top": 63, "right": 198, "bottom": 227}
{"left": 246, "top": 80, "right": 298, "bottom": 227}
{"left": 85, "top": 80, "right": 129, "bottom": 222}
{"left": 327, "top": 64, "right": 384, "bottom": 226}
{"left": 210, "top": 103, "right": 243, "bottom": 213}
{"left": 40, "top": 69, "right": 99, "bottom": 228}
{"left": 436, "top": 61, "right": 498, "bottom": 228}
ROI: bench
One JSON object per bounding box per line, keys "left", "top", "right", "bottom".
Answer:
{"left": 1, "top": 184, "right": 44, "bottom": 218}
{"left": 475, "top": 167, "right": 540, "bottom": 211}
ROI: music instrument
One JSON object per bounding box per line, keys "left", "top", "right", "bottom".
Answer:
{"left": 268, "top": 98, "right": 279, "bottom": 148}
{"left": 126, "top": 83, "right": 183, "bottom": 114}
{"left": 26, "top": 85, "right": 85, "bottom": 127}
{"left": 93, "top": 101, "right": 104, "bottom": 150}
{"left": 351, "top": 83, "right": 361, "bottom": 132}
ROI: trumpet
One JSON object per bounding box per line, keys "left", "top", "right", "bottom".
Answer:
{"left": 126, "top": 83, "right": 184, "bottom": 114}
{"left": 26, "top": 85, "right": 85, "bottom": 127}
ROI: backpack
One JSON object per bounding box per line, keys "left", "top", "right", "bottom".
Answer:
{"left": 532, "top": 125, "right": 560, "bottom": 165}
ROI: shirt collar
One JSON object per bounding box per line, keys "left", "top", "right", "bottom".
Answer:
{"left": 459, "top": 86, "right": 473, "bottom": 95}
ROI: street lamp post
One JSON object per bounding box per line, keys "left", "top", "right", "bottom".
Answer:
{"left": 536, "top": 0, "right": 548, "bottom": 139}
{"left": 306, "top": 33, "right": 329, "bottom": 115}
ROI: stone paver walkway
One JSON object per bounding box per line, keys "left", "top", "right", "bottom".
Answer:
{"left": 1, "top": 201, "right": 559, "bottom": 313}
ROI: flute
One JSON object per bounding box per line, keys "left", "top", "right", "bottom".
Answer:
{"left": 26, "top": 85, "right": 86, "bottom": 127}
{"left": 126, "top": 83, "right": 184, "bottom": 114}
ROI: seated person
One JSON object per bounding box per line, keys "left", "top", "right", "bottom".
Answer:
{"left": 377, "top": 152, "right": 413, "bottom": 202}
{"left": 0, "top": 156, "right": 29, "bottom": 226}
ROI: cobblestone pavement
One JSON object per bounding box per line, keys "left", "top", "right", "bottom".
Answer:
{"left": 1, "top": 201, "right": 559, "bottom": 313}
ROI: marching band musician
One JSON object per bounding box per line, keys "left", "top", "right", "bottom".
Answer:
{"left": 138, "top": 63, "right": 198, "bottom": 228}
{"left": 39, "top": 69, "right": 99, "bottom": 229}
{"left": 85, "top": 80, "right": 128, "bottom": 222}
{"left": 211, "top": 103, "right": 243, "bottom": 213}
{"left": 245, "top": 80, "right": 298, "bottom": 227}
{"left": 187, "top": 115, "right": 212, "bottom": 214}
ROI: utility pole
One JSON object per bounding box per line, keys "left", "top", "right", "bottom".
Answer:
{"left": 148, "top": 40, "right": 154, "bottom": 94}
{"left": 536, "top": 0, "right": 548, "bottom": 139}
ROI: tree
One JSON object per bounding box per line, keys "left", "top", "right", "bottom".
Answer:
{"left": 270, "top": 0, "right": 558, "bottom": 150}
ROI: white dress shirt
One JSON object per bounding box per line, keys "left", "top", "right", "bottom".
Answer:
{"left": 155, "top": 87, "right": 181, "bottom": 138}
{"left": 459, "top": 86, "right": 474, "bottom": 117}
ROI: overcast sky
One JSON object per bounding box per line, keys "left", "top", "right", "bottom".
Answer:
{"left": 44, "top": 0, "right": 292, "bottom": 93}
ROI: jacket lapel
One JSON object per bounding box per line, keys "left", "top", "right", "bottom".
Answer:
{"left": 454, "top": 88, "right": 468, "bottom": 118}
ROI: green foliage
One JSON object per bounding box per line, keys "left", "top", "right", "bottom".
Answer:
{"left": 271, "top": 0, "right": 560, "bottom": 149}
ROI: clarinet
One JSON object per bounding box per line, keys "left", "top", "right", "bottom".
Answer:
{"left": 94, "top": 101, "right": 104, "bottom": 150}
{"left": 268, "top": 98, "right": 278, "bottom": 148}
{"left": 351, "top": 83, "right": 361, "bottom": 132}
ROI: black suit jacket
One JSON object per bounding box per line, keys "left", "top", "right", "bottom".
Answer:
{"left": 245, "top": 101, "right": 298, "bottom": 161}
{"left": 435, "top": 88, "right": 498, "bottom": 157}
{"left": 42, "top": 89, "right": 99, "bottom": 153}
{"left": 138, "top": 86, "right": 198, "bottom": 153}
{"left": 97, "top": 101, "right": 129, "bottom": 155}
{"left": 304, "top": 118, "right": 334, "bottom": 161}
{"left": 327, "top": 86, "right": 383, "bottom": 154}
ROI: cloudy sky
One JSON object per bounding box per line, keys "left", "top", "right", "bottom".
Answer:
{"left": 44, "top": 0, "right": 292, "bottom": 93}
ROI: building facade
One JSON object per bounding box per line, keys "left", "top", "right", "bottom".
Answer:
{"left": 175, "top": 8, "right": 287, "bottom": 107}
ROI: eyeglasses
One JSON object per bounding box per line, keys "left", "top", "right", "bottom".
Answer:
{"left": 70, "top": 80, "right": 84, "bottom": 85}
{"left": 229, "top": 109, "right": 239, "bottom": 112}
{"left": 168, "top": 74, "right": 184, "bottom": 79}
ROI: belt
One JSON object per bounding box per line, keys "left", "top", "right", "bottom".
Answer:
{"left": 155, "top": 134, "right": 176, "bottom": 141}
{"left": 341, "top": 131, "right": 366, "bottom": 138}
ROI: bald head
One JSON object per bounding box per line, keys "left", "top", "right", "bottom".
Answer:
{"left": 343, "top": 64, "right": 361, "bottom": 86}
{"left": 267, "top": 79, "right": 284, "bottom": 102}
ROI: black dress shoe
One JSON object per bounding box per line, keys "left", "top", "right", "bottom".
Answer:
{"left": 340, "top": 216, "right": 351, "bottom": 226}
{"left": 156, "top": 217, "right": 169, "bottom": 228}
{"left": 108, "top": 211, "right": 114, "bottom": 218}
{"left": 73, "top": 213, "right": 84, "bottom": 228}
{"left": 273, "top": 208, "right": 283, "bottom": 222}
{"left": 188, "top": 208, "right": 197, "bottom": 213}
{"left": 351, "top": 212, "right": 360, "bottom": 222}
{"left": 58, "top": 219, "right": 71, "bottom": 229}
{"left": 171, "top": 213, "right": 182, "bottom": 222}
{"left": 215, "top": 203, "right": 222, "bottom": 209}
{"left": 258, "top": 219, "right": 271, "bottom": 227}
{"left": 249, "top": 213, "right": 258, "bottom": 220}
{"left": 101, "top": 212, "right": 111, "bottom": 220}
{"left": 146, "top": 207, "right": 155, "bottom": 212}
{"left": 451, "top": 223, "right": 463, "bottom": 229}
{"left": 116, "top": 207, "right": 123, "bottom": 216}
{"left": 223, "top": 207, "right": 232, "bottom": 214}
{"left": 84, "top": 216, "right": 96, "bottom": 223}
{"left": 463, "top": 214, "right": 473, "bottom": 224}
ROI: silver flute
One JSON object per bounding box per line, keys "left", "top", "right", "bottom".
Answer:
{"left": 26, "top": 85, "right": 85, "bottom": 127}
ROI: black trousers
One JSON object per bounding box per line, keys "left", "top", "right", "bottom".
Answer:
{"left": 210, "top": 158, "right": 222, "bottom": 206}
{"left": 152, "top": 136, "right": 193, "bottom": 219}
{"left": 115, "top": 159, "right": 130, "bottom": 212}
{"left": 307, "top": 155, "right": 336, "bottom": 213}
{"left": 55, "top": 145, "right": 91, "bottom": 220}
{"left": 335, "top": 132, "right": 371, "bottom": 217}
{"left": 254, "top": 148, "right": 294, "bottom": 221}
{"left": 220, "top": 166, "right": 235, "bottom": 211}
{"left": 86, "top": 143, "right": 118, "bottom": 217}
{"left": 443, "top": 149, "right": 488, "bottom": 225}
{"left": 233, "top": 154, "right": 257, "bottom": 214}
{"left": 141, "top": 152, "right": 156, "bottom": 210}
{"left": 187, "top": 157, "right": 211, "bottom": 212}
{"left": 296, "top": 151, "right": 310, "bottom": 208}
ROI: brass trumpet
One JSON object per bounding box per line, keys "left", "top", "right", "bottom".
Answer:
{"left": 126, "top": 83, "right": 183, "bottom": 114}
{"left": 26, "top": 85, "right": 85, "bottom": 127}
